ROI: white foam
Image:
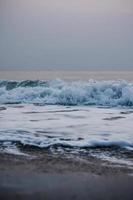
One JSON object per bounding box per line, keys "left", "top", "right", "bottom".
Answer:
{"left": 0, "top": 131, "right": 132, "bottom": 150}
{"left": 0, "top": 79, "right": 133, "bottom": 106}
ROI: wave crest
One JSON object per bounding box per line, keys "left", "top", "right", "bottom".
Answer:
{"left": 0, "top": 79, "right": 133, "bottom": 106}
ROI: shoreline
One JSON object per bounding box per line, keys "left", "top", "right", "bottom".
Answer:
{"left": 1, "top": 151, "right": 133, "bottom": 175}
{"left": 0, "top": 152, "right": 133, "bottom": 200}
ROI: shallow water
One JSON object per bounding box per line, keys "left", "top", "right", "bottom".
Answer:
{"left": 0, "top": 104, "right": 133, "bottom": 166}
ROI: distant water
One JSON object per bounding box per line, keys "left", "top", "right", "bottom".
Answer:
{"left": 0, "top": 75, "right": 133, "bottom": 167}
{"left": 0, "top": 70, "right": 133, "bottom": 81}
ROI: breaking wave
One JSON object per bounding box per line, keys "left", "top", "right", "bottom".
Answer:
{"left": 0, "top": 131, "right": 133, "bottom": 151}
{"left": 0, "top": 79, "right": 133, "bottom": 106}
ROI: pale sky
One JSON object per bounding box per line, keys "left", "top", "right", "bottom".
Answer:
{"left": 0, "top": 0, "right": 133, "bottom": 70}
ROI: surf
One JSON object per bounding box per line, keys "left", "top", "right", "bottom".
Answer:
{"left": 0, "top": 79, "right": 133, "bottom": 106}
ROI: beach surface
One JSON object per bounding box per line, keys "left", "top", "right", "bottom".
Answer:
{"left": 0, "top": 152, "right": 133, "bottom": 200}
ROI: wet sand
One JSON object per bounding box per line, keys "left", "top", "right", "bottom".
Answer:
{"left": 0, "top": 152, "right": 133, "bottom": 200}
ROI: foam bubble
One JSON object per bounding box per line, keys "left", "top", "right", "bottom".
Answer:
{"left": 0, "top": 79, "right": 133, "bottom": 106}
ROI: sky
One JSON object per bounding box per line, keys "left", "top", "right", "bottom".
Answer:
{"left": 0, "top": 0, "right": 133, "bottom": 70}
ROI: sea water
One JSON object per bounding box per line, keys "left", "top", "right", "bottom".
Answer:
{"left": 0, "top": 77, "right": 133, "bottom": 167}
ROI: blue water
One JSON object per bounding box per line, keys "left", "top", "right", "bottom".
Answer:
{"left": 0, "top": 79, "right": 133, "bottom": 106}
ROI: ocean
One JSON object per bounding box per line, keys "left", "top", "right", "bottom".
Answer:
{"left": 0, "top": 71, "right": 133, "bottom": 168}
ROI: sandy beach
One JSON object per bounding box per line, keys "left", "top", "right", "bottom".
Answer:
{"left": 0, "top": 151, "right": 133, "bottom": 200}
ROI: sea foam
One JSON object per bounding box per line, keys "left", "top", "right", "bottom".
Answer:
{"left": 0, "top": 79, "right": 133, "bottom": 106}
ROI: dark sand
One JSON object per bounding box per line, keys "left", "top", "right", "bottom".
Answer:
{"left": 0, "top": 152, "right": 133, "bottom": 200}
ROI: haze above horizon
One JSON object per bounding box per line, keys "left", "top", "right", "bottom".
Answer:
{"left": 0, "top": 0, "right": 133, "bottom": 70}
